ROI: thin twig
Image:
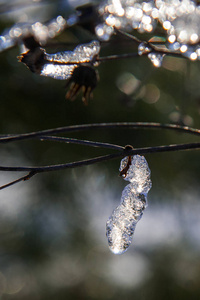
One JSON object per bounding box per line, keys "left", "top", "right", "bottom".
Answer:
{"left": 97, "top": 52, "right": 140, "bottom": 62}
{"left": 0, "top": 122, "right": 200, "bottom": 144}
{"left": 111, "top": 28, "right": 182, "bottom": 58}
{"left": 0, "top": 141, "right": 199, "bottom": 190}
{"left": 0, "top": 142, "right": 199, "bottom": 174}
{"left": 43, "top": 49, "right": 182, "bottom": 66}
{"left": 97, "top": 49, "right": 182, "bottom": 63}
{"left": 115, "top": 28, "right": 142, "bottom": 44}
{"left": 0, "top": 171, "right": 36, "bottom": 190}
{"left": 39, "top": 136, "right": 124, "bottom": 150}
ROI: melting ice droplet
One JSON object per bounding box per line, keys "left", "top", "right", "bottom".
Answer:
{"left": 138, "top": 42, "right": 151, "bottom": 56}
{"left": 148, "top": 52, "right": 165, "bottom": 67}
{"left": 106, "top": 155, "right": 152, "bottom": 254}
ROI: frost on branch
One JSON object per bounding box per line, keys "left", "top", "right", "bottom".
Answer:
{"left": 106, "top": 155, "right": 152, "bottom": 254}
{"left": 96, "top": 0, "right": 200, "bottom": 61}
{"left": 19, "top": 40, "right": 100, "bottom": 104}
{"left": 0, "top": 16, "right": 67, "bottom": 52}
{"left": 19, "top": 40, "right": 100, "bottom": 80}
{"left": 96, "top": 0, "right": 156, "bottom": 41}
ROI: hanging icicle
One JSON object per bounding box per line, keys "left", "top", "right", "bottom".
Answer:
{"left": 106, "top": 154, "right": 152, "bottom": 254}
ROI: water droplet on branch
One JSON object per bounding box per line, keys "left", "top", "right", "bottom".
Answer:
{"left": 138, "top": 42, "right": 151, "bottom": 56}
{"left": 148, "top": 52, "right": 165, "bottom": 67}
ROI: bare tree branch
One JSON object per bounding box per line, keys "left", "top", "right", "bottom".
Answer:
{"left": 39, "top": 136, "right": 124, "bottom": 150}
{"left": 0, "top": 122, "right": 200, "bottom": 145}
{"left": 0, "top": 142, "right": 200, "bottom": 174}
{"left": 1, "top": 122, "right": 200, "bottom": 191}
{"left": 0, "top": 171, "right": 36, "bottom": 191}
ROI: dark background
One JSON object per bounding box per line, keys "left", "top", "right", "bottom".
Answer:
{"left": 0, "top": 1, "right": 200, "bottom": 299}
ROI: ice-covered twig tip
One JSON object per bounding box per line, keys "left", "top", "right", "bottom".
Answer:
{"left": 19, "top": 39, "right": 100, "bottom": 104}
{"left": 106, "top": 155, "right": 152, "bottom": 254}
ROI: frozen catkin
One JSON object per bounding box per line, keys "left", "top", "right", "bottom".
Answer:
{"left": 106, "top": 155, "right": 152, "bottom": 254}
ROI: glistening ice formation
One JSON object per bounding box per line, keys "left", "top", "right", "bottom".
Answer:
{"left": 106, "top": 155, "right": 152, "bottom": 254}
{"left": 96, "top": 0, "right": 200, "bottom": 62}
{"left": 20, "top": 40, "right": 100, "bottom": 80}
{"left": 41, "top": 40, "right": 100, "bottom": 80}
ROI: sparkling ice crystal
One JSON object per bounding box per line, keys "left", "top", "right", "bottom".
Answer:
{"left": 41, "top": 40, "right": 100, "bottom": 80}
{"left": 148, "top": 53, "right": 165, "bottom": 68}
{"left": 106, "top": 155, "right": 151, "bottom": 254}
